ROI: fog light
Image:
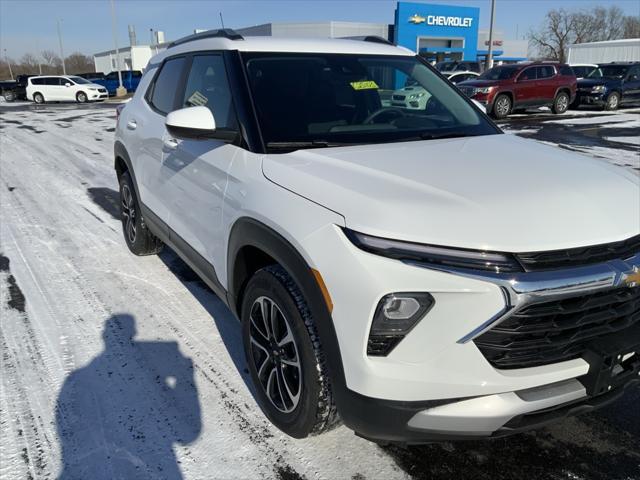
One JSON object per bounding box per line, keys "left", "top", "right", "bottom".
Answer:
{"left": 368, "top": 293, "right": 434, "bottom": 356}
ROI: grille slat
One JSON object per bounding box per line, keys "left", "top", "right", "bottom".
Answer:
{"left": 475, "top": 286, "right": 640, "bottom": 369}
{"left": 516, "top": 235, "right": 640, "bottom": 271}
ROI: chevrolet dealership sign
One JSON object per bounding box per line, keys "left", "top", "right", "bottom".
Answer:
{"left": 409, "top": 13, "right": 473, "bottom": 27}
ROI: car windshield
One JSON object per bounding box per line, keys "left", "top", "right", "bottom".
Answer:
{"left": 479, "top": 66, "right": 519, "bottom": 80}
{"left": 588, "top": 65, "right": 629, "bottom": 79}
{"left": 243, "top": 53, "right": 497, "bottom": 150}
{"left": 572, "top": 66, "right": 596, "bottom": 78}
{"left": 68, "top": 76, "right": 91, "bottom": 84}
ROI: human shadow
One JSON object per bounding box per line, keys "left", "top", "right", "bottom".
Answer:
{"left": 55, "top": 314, "right": 201, "bottom": 480}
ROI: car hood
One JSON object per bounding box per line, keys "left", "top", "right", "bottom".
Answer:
{"left": 262, "top": 134, "right": 639, "bottom": 252}
{"left": 87, "top": 83, "right": 106, "bottom": 89}
{"left": 457, "top": 79, "right": 501, "bottom": 88}
{"left": 577, "top": 78, "right": 618, "bottom": 87}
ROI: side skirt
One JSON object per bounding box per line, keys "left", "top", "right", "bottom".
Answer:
{"left": 140, "top": 203, "right": 231, "bottom": 311}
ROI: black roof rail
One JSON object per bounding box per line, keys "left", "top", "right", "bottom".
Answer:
{"left": 167, "top": 29, "right": 243, "bottom": 49}
{"left": 341, "top": 36, "right": 393, "bottom": 46}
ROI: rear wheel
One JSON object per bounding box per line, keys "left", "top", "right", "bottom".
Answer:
{"left": 491, "top": 94, "right": 512, "bottom": 119}
{"left": 604, "top": 92, "right": 620, "bottom": 111}
{"left": 551, "top": 91, "right": 570, "bottom": 114}
{"left": 118, "top": 171, "right": 163, "bottom": 255}
{"left": 3, "top": 91, "right": 16, "bottom": 102}
{"left": 242, "top": 265, "right": 339, "bottom": 438}
{"left": 76, "top": 91, "right": 88, "bottom": 103}
{"left": 33, "top": 92, "right": 44, "bottom": 104}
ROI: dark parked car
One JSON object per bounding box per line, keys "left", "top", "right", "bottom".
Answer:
{"left": 75, "top": 72, "right": 105, "bottom": 81}
{"left": 2, "top": 74, "right": 35, "bottom": 101}
{"left": 457, "top": 62, "right": 577, "bottom": 119}
{"left": 91, "top": 70, "right": 142, "bottom": 95}
{"left": 435, "top": 60, "right": 483, "bottom": 74}
{"left": 574, "top": 62, "right": 640, "bottom": 110}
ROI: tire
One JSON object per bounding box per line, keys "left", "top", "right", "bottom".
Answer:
{"left": 118, "top": 171, "right": 163, "bottom": 255}
{"left": 33, "top": 92, "right": 44, "bottom": 104}
{"left": 491, "top": 94, "right": 512, "bottom": 119}
{"left": 242, "top": 265, "right": 339, "bottom": 438}
{"left": 604, "top": 92, "right": 620, "bottom": 111}
{"left": 551, "top": 91, "right": 570, "bottom": 114}
{"left": 76, "top": 91, "right": 88, "bottom": 103}
{"left": 3, "top": 91, "right": 15, "bottom": 102}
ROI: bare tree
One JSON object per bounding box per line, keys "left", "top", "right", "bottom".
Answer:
{"left": 624, "top": 16, "right": 640, "bottom": 38}
{"left": 19, "top": 54, "right": 41, "bottom": 75}
{"left": 41, "top": 50, "right": 62, "bottom": 74}
{"left": 530, "top": 6, "right": 640, "bottom": 61}
{"left": 64, "top": 52, "right": 95, "bottom": 74}
{"left": 529, "top": 9, "right": 574, "bottom": 63}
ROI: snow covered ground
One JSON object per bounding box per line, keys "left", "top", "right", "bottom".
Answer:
{"left": 1, "top": 104, "right": 639, "bottom": 480}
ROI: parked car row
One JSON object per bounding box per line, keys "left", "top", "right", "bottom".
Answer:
{"left": 454, "top": 61, "right": 639, "bottom": 119}
{"left": 1, "top": 70, "right": 143, "bottom": 103}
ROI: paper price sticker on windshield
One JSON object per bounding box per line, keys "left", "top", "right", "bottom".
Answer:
{"left": 350, "top": 80, "right": 379, "bottom": 90}
{"left": 187, "top": 90, "right": 208, "bottom": 107}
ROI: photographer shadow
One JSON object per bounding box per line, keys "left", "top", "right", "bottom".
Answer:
{"left": 56, "top": 314, "right": 201, "bottom": 480}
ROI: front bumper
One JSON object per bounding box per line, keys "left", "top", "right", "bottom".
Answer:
{"left": 575, "top": 91, "right": 606, "bottom": 105}
{"left": 303, "top": 225, "right": 640, "bottom": 441}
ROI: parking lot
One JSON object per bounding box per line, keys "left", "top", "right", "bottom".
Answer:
{"left": 0, "top": 101, "right": 639, "bottom": 480}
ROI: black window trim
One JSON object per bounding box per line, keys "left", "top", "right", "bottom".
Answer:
{"left": 143, "top": 50, "right": 259, "bottom": 151}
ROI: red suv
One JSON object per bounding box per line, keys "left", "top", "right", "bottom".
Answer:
{"left": 457, "top": 63, "right": 577, "bottom": 119}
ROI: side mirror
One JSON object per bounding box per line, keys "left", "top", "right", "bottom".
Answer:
{"left": 165, "top": 106, "right": 237, "bottom": 142}
{"left": 65, "top": 83, "right": 71, "bottom": 87}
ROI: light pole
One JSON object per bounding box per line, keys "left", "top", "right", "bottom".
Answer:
{"left": 485, "top": 0, "right": 496, "bottom": 71}
{"left": 110, "top": 0, "right": 126, "bottom": 97}
{"left": 4, "top": 49, "right": 13, "bottom": 80}
{"left": 56, "top": 19, "right": 67, "bottom": 75}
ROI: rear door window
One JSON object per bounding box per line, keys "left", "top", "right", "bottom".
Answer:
{"left": 537, "top": 66, "right": 556, "bottom": 79}
{"left": 44, "top": 77, "right": 62, "bottom": 85}
{"left": 181, "top": 54, "right": 237, "bottom": 129}
{"left": 519, "top": 68, "right": 537, "bottom": 81}
{"left": 148, "top": 57, "right": 186, "bottom": 114}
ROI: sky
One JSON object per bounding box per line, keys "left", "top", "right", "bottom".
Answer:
{"left": 1, "top": 0, "right": 639, "bottom": 60}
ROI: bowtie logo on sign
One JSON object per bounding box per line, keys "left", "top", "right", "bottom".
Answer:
{"left": 409, "top": 13, "right": 474, "bottom": 27}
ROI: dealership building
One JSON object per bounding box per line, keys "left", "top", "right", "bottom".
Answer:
{"left": 93, "top": 1, "right": 527, "bottom": 73}
{"left": 237, "top": 2, "right": 528, "bottom": 64}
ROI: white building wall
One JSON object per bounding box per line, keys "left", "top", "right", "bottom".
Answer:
{"left": 93, "top": 46, "right": 154, "bottom": 73}
{"left": 567, "top": 39, "right": 640, "bottom": 63}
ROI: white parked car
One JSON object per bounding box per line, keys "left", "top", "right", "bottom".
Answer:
{"left": 26, "top": 75, "right": 108, "bottom": 103}
{"left": 569, "top": 63, "right": 598, "bottom": 79}
{"left": 443, "top": 70, "right": 480, "bottom": 84}
{"left": 391, "top": 80, "right": 432, "bottom": 109}
{"left": 115, "top": 30, "right": 640, "bottom": 444}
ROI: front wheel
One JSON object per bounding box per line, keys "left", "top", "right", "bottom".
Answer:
{"left": 551, "top": 91, "right": 570, "bottom": 114}
{"left": 76, "top": 91, "right": 88, "bottom": 103}
{"left": 604, "top": 92, "right": 620, "bottom": 111}
{"left": 118, "top": 171, "right": 163, "bottom": 255}
{"left": 242, "top": 265, "right": 339, "bottom": 438}
{"left": 491, "top": 94, "right": 512, "bottom": 119}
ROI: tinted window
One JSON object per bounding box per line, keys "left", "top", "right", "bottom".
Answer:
{"left": 537, "top": 66, "right": 555, "bottom": 79}
{"left": 149, "top": 57, "right": 186, "bottom": 114}
{"left": 244, "top": 53, "right": 496, "bottom": 149}
{"left": 106, "top": 72, "right": 119, "bottom": 80}
{"left": 31, "top": 78, "right": 45, "bottom": 85}
{"left": 479, "top": 66, "right": 519, "bottom": 80}
{"left": 519, "top": 68, "right": 537, "bottom": 81}
{"left": 626, "top": 66, "right": 640, "bottom": 79}
{"left": 589, "top": 65, "right": 629, "bottom": 79}
{"left": 132, "top": 71, "right": 142, "bottom": 78}
{"left": 560, "top": 65, "right": 576, "bottom": 76}
{"left": 182, "top": 55, "right": 237, "bottom": 129}
{"left": 44, "top": 77, "right": 62, "bottom": 85}
{"left": 68, "top": 76, "right": 90, "bottom": 84}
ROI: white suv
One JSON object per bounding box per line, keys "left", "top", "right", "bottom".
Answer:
{"left": 26, "top": 75, "right": 108, "bottom": 103}
{"left": 115, "top": 30, "right": 640, "bottom": 443}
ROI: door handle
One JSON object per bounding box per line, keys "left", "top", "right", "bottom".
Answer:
{"left": 126, "top": 120, "right": 137, "bottom": 130}
{"left": 163, "top": 138, "right": 178, "bottom": 150}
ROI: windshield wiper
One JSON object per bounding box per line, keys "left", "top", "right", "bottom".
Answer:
{"left": 266, "top": 140, "right": 351, "bottom": 150}
{"left": 416, "top": 131, "right": 480, "bottom": 141}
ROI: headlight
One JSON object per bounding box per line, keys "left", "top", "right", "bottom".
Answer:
{"left": 344, "top": 229, "right": 522, "bottom": 273}
{"left": 88, "top": 87, "right": 98, "bottom": 91}
{"left": 368, "top": 292, "right": 435, "bottom": 356}
{"left": 409, "top": 92, "right": 426, "bottom": 99}
{"left": 591, "top": 85, "right": 606, "bottom": 93}
{"left": 476, "top": 87, "right": 494, "bottom": 94}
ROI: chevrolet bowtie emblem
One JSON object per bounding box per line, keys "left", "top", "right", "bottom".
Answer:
{"left": 621, "top": 266, "right": 640, "bottom": 288}
{"left": 409, "top": 14, "right": 426, "bottom": 24}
